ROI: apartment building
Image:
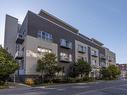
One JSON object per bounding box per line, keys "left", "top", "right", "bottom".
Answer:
{"left": 4, "top": 10, "right": 116, "bottom": 79}
{"left": 117, "top": 64, "right": 127, "bottom": 79}
{"left": 105, "top": 48, "right": 116, "bottom": 67}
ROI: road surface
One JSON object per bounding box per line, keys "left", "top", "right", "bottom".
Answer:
{"left": 0, "top": 80, "right": 127, "bottom": 95}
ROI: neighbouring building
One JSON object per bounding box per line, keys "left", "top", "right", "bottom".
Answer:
{"left": 4, "top": 9, "right": 116, "bottom": 79}
{"left": 117, "top": 64, "right": 127, "bottom": 79}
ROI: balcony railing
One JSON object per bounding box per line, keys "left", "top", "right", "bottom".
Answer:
{"left": 15, "top": 51, "right": 23, "bottom": 59}
{"left": 60, "top": 57, "right": 70, "bottom": 63}
{"left": 60, "top": 43, "right": 72, "bottom": 49}
{"left": 60, "top": 39, "right": 72, "bottom": 49}
{"left": 16, "top": 33, "right": 24, "bottom": 44}
{"left": 78, "top": 45, "right": 86, "bottom": 53}
{"left": 78, "top": 49, "right": 86, "bottom": 53}
{"left": 91, "top": 53, "right": 98, "bottom": 57}
{"left": 108, "top": 59, "right": 112, "bottom": 62}
{"left": 91, "top": 64, "right": 100, "bottom": 69}
{"left": 100, "top": 54, "right": 106, "bottom": 60}
{"left": 100, "top": 62, "right": 107, "bottom": 67}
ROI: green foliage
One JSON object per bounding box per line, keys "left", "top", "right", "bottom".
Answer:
{"left": 100, "top": 65, "right": 121, "bottom": 80}
{"left": 108, "top": 65, "right": 121, "bottom": 79}
{"left": 100, "top": 67, "right": 110, "bottom": 80}
{"left": 78, "top": 60, "right": 91, "bottom": 76}
{"left": 0, "top": 47, "right": 19, "bottom": 84}
{"left": 69, "top": 60, "right": 91, "bottom": 78}
{"left": 36, "top": 53, "right": 62, "bottom": 81}
{"left": 69, "top": 63, "right": 79, "bottom": 78}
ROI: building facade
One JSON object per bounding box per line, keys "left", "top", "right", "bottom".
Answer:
{"left": 117, "top": 64, "right": 127, "bottom": 79}
{"left": 4, "top": 10, "right": 116, "bottom": 79}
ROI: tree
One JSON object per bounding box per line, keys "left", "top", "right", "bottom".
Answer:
{"left": 100, "top": 67, "right": 110, "bottom": 80}
{"left": 100, "top": 65, "right": 121, "bottom": 80}
{"left": 78, "top": 60, "right": 91, "bottom": 77}
{"left": 36, "top": 53, "right": 59, "bottom": 81}
{"left": 69, "top": 63, "right": 80, "bottom": 78}
{"left": 108, "top": 65, "right": 121, "bottom": 79}
{"left": 69, "top": 60, "right": 91, "bottom": 79}
{"left": 55, "top": 66, "right": 63, "bottom": 77}
{"left": 0, "top": 46, "right": 19, "bottom": 84}
{"left": 36, "top": 59, "right": 45, "bottom": 81}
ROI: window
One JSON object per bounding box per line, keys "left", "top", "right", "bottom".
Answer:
{"left": 78, "top": 56, "right": 84, "bottom": 61}
{"left": 21, "top": 59, "right": 24, "bottom": 69}
{"left": 37, "top": 47, "right": 51, "bottom": 53}
{"left": 91, "top": 49, "right": 98, "bottom": 56}
{"left": 78, "top": 45, "right": 86, "bottom": 53}
{"left": 22, "top": 47, "right": 24, "bottom": 52}
{"left": 60, "top": 52, "right": 72, "bottom": 62}
{"left": 69, "top": 54, "right": 72, "bottom": 62}
{"left": 37, "top": 31, "right": 41, "bottom": 38}
{"left": 92, "top": 60, "right": 96, "bottom": 65}
{"left": 16, "top": 44, "right": 20, "bottom": 51}
{"left": 60, "top": 39, "right": 72, "bottom": 49}
{"left": 60, "top": 52, "right": 68, "bottom": 58}
{"left": 19, "top": 60, "right": 24, "bottom": 70}
{"left": 37, "top": 31, "right": 53, "bottom": 41}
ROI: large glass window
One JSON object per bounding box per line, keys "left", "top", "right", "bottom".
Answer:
{"left": 91, "top": 49, "right": 98, "bottom": 56}
{"left": 78, "top": 45, "right": 86, "bottom": 53}
{"left": 37, "top": 47, "right": 51, "bottom": 53}
{"left": 60, "top": 52, "right": 72, "bottom": 62}
{"left": 37, "top": 31, "right": 53, "bottom": 41}
{"left": 60, "top": 39, "right": 72, "bottom": 49}
{"left": 60, "top": 52, "right": 67, "bottom": 58}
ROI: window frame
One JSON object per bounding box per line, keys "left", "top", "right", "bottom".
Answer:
{"left": 37, "top": 31, "right": 53, "bottom": 41}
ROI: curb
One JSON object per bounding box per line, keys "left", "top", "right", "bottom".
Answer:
{"left": 37, "top": 80, "right": 105, "bottom": 88}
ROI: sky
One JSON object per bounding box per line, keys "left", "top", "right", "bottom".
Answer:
{"left": 0, "top": 0, "right": 127, "bottom": 64}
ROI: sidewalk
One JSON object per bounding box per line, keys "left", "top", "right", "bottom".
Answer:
{"left": 7, "top": 82, "right": 31, "bottom": 89}
{"left": 35, "top": 80, "right": 105, "bottom": 88}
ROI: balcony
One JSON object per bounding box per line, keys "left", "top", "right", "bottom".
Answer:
{"left": 60, "top": 39, "right": 72, "bottom": 49}
{"left": 109, "top": 59, "right": 112, "bottom": 62}
{"left": 100, "top": 62, "right": 107, "bottom": 67}
{"left": 60, "top": 43, "right": 72, "bottom": 49}
{"left": 78, "top": 50, "right": 86, "bottom": 53}
{"left": 78, "top": 45, "right": 86, "bottom": 53}
{"left": 91, "top": 64, "right": 100, "bottom": 69}
{"left": 60, "top": 57, "right": 70, "bottom": 63}
{"left": 78, "top": 48, "right": 86, "bottom": 53}
{"left": 16, "top": 33, "right": 24, "bottom": 44}
{"left": 100, "top": 54, "right": 106, "bottom": 60}
{"left": 15, "top": 51, "right": 23, "bottom": 60}
{"left": 91, "top": 53, "right": 98, "bottom": 57}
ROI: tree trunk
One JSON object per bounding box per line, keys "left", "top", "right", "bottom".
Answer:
{"left": 41, "top": 70, "right": 43, "bottom": 83}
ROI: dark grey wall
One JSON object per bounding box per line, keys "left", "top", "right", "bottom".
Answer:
{"left": 19, "top": 14, "right": 28, "bottom": 36}
{"left": 38, "top": 11, "right": 78, "bottom": 33}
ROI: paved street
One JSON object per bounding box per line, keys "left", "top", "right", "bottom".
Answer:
{"left": 0, "top": 80, "right": 127, "bottom": 95}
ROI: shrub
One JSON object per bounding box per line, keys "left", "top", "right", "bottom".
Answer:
{"left": 0, "top": 81, "right": 5, "bottom": 86}
{"left": 33, "top": 77, "right": 42, "bottom": 85}
{"left": 25, "top": 78, "right": 34, "bottom": 86}
{"left": 64, "top": 77, "right": 76, "bottom": 83}
{"left": 52, "top": 79, "right": 62, "bottom": 83}
{"left": 83, "top": 77, "right": 94, "bottom": 82}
